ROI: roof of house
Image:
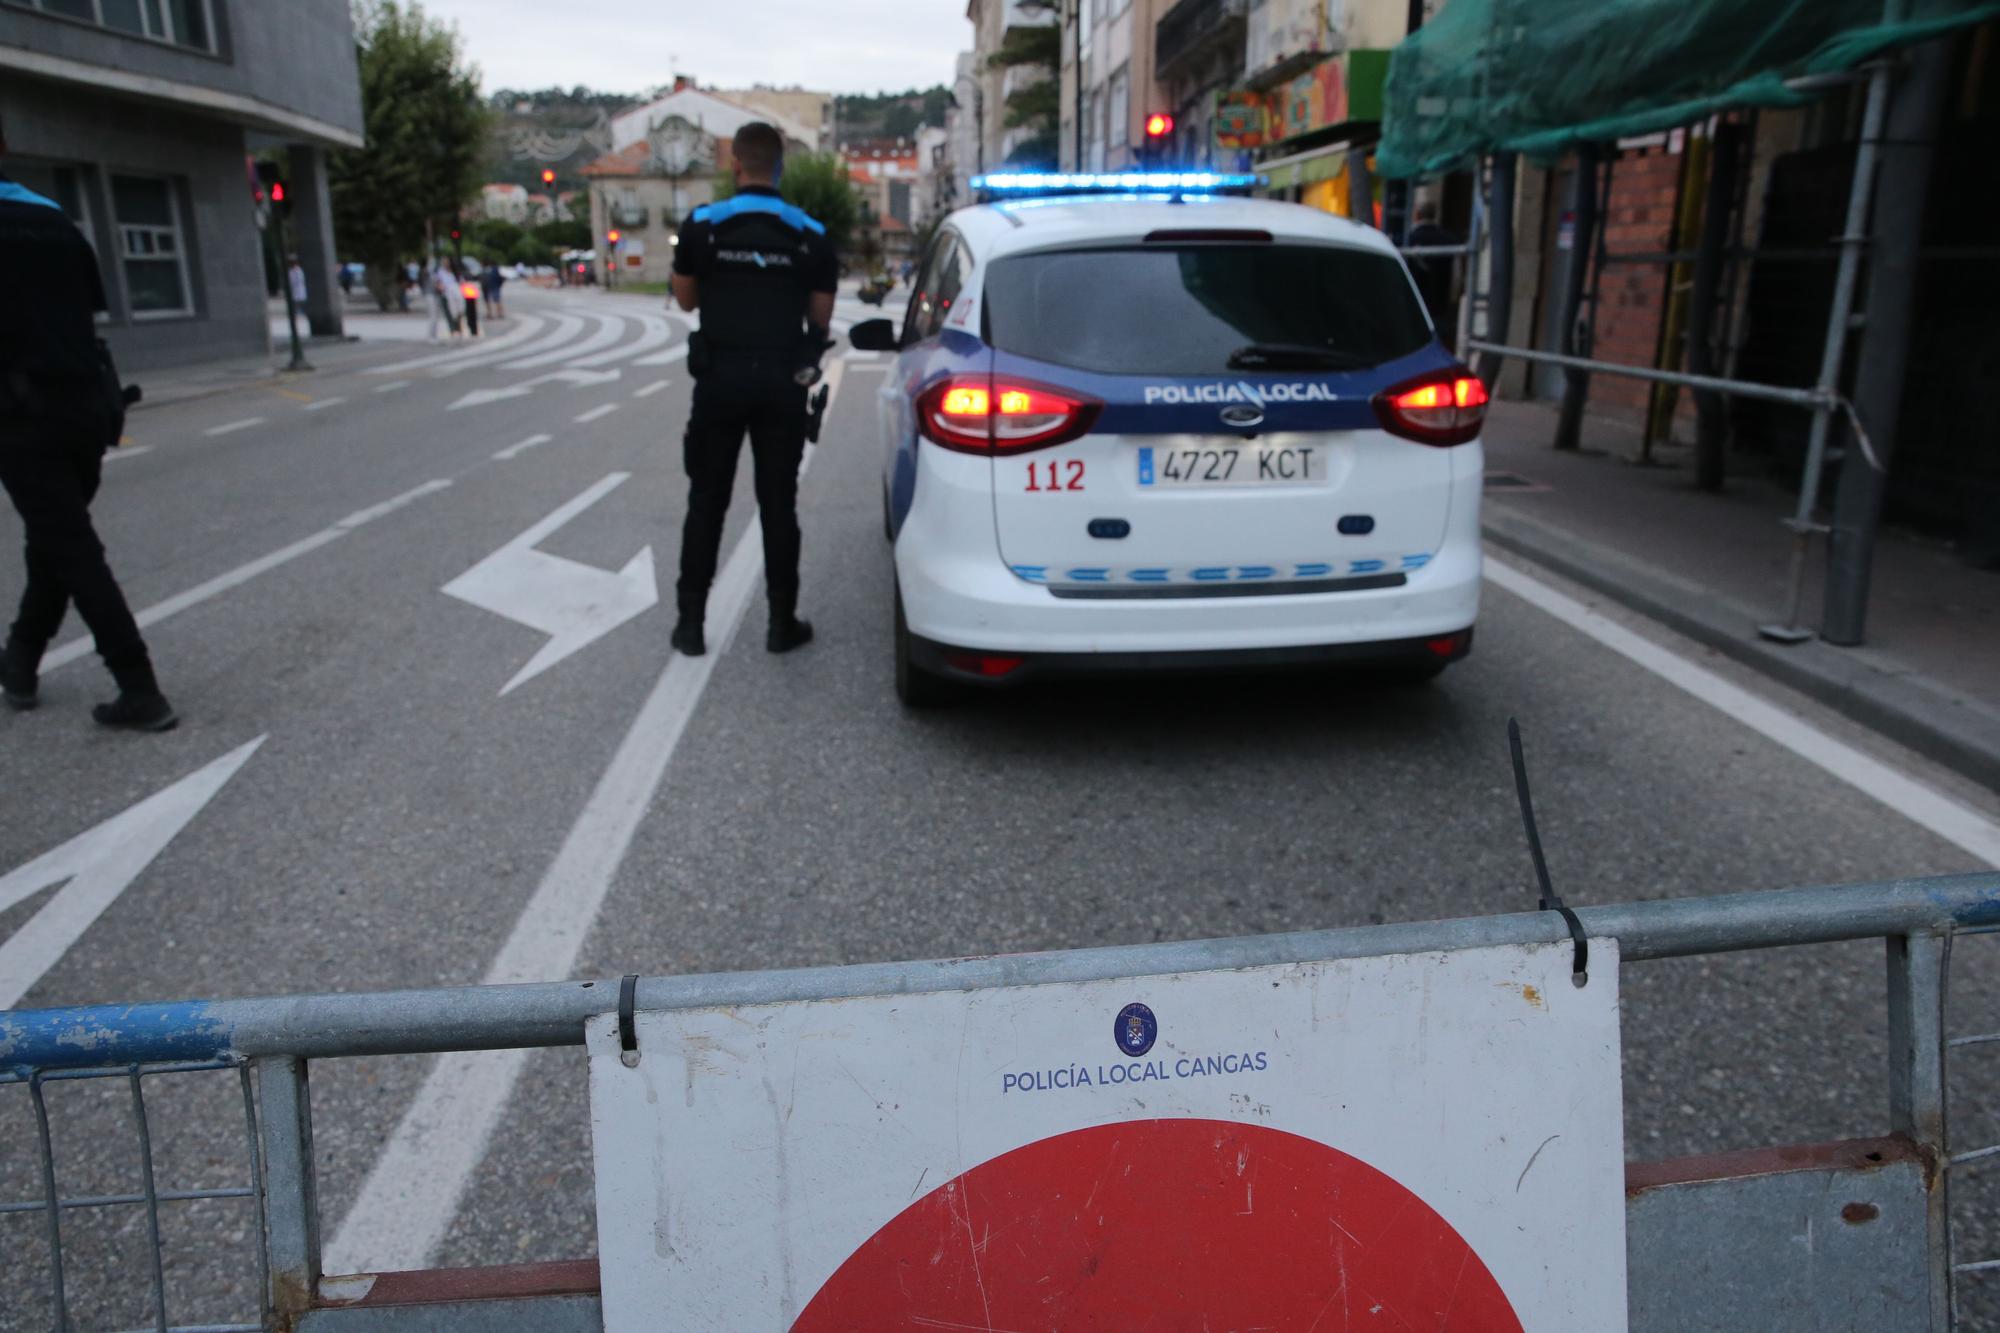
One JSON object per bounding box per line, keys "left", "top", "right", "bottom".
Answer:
{"left": 609, "top": 86, "right": 817, "bottom": 153}
{"left": 579, "top": 142, "right": 652, "bottom": 178}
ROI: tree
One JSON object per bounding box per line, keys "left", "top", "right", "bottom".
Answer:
{"left": 330, "top": 1, "right": 491, "bottom": 310}
{"left": 532, "top": 217, "right": 590, "bottom": 252}
{"left": 710, "top": 150, "right": 861, "bottom": 257}
{"left": 987, "top": 16, "right": 1060, "bottom": 170}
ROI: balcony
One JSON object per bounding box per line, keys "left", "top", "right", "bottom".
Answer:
{"left": 611, "top": 205, "right": 649, "bottom": 229}
{"left": 1156, "top": 0, "right": 1247, "bottom": 82}
{"left": 1002, "top": 0, "right": 1057, "bottom": 39}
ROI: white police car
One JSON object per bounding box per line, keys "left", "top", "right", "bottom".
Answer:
{"left": 847, "top": 173, "right": 1486, "bottom": 706}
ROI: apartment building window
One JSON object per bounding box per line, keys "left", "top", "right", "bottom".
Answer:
{"left": 1076, "top": 0, "right": 1093, "bottom": 47}
{"left": 9, "top": 0, "right": 218, "bottom": 53}
{"left": 111, "top": 175, "right": 193, "bottom": 317}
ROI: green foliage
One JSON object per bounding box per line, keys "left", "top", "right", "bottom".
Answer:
{"left": 471, "top": 218, "right": 523, "bottom": 254}
{"left": 532, "top": 218, "right": 591, "bottom": 251}
{"left": 711, "top": 150, "right": 860, "bottom": 256}
{"left": 987, "top": 24, "right": 1060, "bottom": 71}
{"left": 1005, "top": 132, "right": 1060, "bottom": 169}
{"left": 510, "top": 235, "right": 555, "bottom": 268}
{"left": 834, "top": 86, "right": 950, "bottom": 139}
{"left": 330, "top": 1, "right": 491, "bottom": 310}
{"left": 987, "top": 22, "right": 1059, "bottom": 165}
{"left": 1003, "top": 79, "right": 1058, "bottom": 131}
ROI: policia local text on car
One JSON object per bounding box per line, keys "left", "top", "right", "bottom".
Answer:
{"left": 668, "top": 120, "right": 837, "bottom": 658}
{"left": 0, "top": 132, "right": 174, "bottom": 732}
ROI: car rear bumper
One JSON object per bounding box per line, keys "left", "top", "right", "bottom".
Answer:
{"left": 907, "top": 625, "right": 1474, "bottom": 687}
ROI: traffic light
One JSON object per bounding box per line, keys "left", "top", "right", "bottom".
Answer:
{"left": 450, "top": 229, "right": 461, "bottom": 240}
{"left": 254, "top": 159, "right": 290, "bottom": 217}
{"left": 607, "top": 229, "right": 621, "bottom": 245}
{"left": 541, "top": 168, "right": 556, "bottom": 187}
{"left": 1144, "top": 112, "right": 1174, "bottom": 139}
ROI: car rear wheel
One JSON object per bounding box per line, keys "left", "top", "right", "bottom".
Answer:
{"left": 894, "top": 584, "right": 955, "bottom": 708}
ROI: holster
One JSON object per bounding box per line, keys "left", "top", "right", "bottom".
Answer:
{"left": 804, "top": 384, "right": 830, "bottom": 444}
{"left": 685, "top": 329, "right": 711, "bottom": 379}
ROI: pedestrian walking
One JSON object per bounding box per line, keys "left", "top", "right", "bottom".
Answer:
{"left": 286, "top": 253, "right": 307, "bottom": 310}
{"left": 668, "top": 121, "right": 836, "bottom": 658}
{"left": 430, "top": 262, "right": 463, "bottom": 341}
{"left": 480, "top": 262, "right": 505, "bottom": 319}
{"left": 0, "top": 139, "right": 175, "bottom": 730}
{"left": 1406, "top": 201, "right": 1463, "bottom": 347}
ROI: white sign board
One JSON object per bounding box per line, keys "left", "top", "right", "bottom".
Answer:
{"left": 587, "top": 941, "right": 1626, "bottom": 1331}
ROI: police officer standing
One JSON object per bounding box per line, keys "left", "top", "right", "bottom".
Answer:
{"left": 0, "top": 132, "right": 175, "bottom": 730}
{"left": 668, "top": 121, "right": 837, "bottom": 657}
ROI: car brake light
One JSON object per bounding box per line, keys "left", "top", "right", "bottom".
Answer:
{"left": 944, "top": 651, "right": 1024, "bottom": 677}
{"left": 917, "top": 375, "right": 1100, "bottom": 455}
{"left": 1373, "top": 371, "right": 1488, "bottom": 446}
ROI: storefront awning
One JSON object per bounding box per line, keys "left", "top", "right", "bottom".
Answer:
{"left": 1377, "top": 0, "right": 2000, "bottom": 179}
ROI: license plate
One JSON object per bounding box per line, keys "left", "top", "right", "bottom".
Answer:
{"left": 1137, "top": 444, "right": 1330, "bottom": 488}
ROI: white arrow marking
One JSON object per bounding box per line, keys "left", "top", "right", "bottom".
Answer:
{"left": 447, "top": 366, "right": 620, "bottom": 412}
{"left": 441, "top": 472, "right": 656, "bottom": 694}
{"left": 566, "top": 313, "right": 671, "bottom": 368}
{"left": 0, "top": 737, "right": 266, "bottom": 1008}
{"left": 493, "top": 433, "right": 553, "bottom": 461}
{"left": 502, "top": 311, "right": 626, "bottom": 370}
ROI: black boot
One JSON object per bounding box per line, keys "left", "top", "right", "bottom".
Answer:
{"left": 767, "top": 614, "right": 814, "bottom": 654}
{"left": 0, "top": 640, "right": 39, "bottom": 711}
{"left": 94, "top": 652, "right": 177, "bottom": 733}
{"left": 670, "top": 618, "right": 707, "bottom": 657}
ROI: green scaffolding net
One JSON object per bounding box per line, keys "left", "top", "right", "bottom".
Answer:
{"left": 1378, "top": 0, "right": 2000, "bottom": 178}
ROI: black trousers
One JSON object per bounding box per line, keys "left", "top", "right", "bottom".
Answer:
{"left": 0, "top": 424, "right": 151, "bottom": 687}
{"left": 676, "top": 356, "right": 808, "bottom": 621}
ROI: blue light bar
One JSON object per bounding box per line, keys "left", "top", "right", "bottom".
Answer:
{"left": 970, "top": 171, "right": 1265, "bottom": 196}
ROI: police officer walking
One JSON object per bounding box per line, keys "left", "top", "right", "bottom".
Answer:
{"left": 668, "top": 121, "right": 837, "bottom": 657}
{"left": 0, "top": 134, "right": 175, "bottom": 730}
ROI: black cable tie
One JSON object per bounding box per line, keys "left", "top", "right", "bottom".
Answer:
{"left": 618, "top": 974, "right": 641, "bottom": 1064}
{"left": 1508, "top": 718, "right": 1589, "bottom": 986}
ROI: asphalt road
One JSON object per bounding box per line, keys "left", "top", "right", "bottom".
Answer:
{"left": 2, "top": 283, "right": 1997, "bottom": 1329}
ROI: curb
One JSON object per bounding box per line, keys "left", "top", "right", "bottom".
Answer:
{"left": 1482, "top": 507, "right": 2000, "bottom": 795}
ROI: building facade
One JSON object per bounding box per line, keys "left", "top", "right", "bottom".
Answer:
{"left": 1063, "top": 0, "right": 1168, "bottom": 172}
{"left": 968, "top": 0, "right": 1057, "bottom": 169}
{"left": 0, "top": 0, "right": 363, "bottom": 370}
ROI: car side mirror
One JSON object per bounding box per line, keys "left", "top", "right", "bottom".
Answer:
{"left": 849, "top": 318, "right": 898, "bottom": 352}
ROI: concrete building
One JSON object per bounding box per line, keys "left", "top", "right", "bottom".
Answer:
{"left": 914, "top": 124, "right": 951, "bottom": 224}
{"left": 1152, "top": 0, "right": 1247, "bottom": 167}
{"left": 610, "top": 81, "right": 819, "bottom": 155}
{"left": 945, "top": 50, "right": 983, "bottom": 203}
{"left": 844, "top": 138, "right": 921, "bottom": 272}
{"left": 1062, "top": 0, "right": 1167, "bottom": 171}
{"left": 579, "top": 111, "right": 815, "bottom": 287}
{"left": 0, "top": 0, "right": 363, "bottom": 370}
{"left": 714, "top": 85, "right": 831, "bottom": 145}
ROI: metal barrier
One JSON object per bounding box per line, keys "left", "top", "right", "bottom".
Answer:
{"left": 4, "top": 872, "right": 1998, "bottom": 1330}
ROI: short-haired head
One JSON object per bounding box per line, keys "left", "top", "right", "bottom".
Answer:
{"left": 732, "top": 122, "right": 784, "bottom": 185}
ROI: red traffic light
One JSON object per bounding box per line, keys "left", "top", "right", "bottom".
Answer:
{"left": 1144, "top": 112, "right": 1174, "bottom": 138}
{"left": 450, "top": 229, "right": 461, "bottom": 240}
{"left": 541, "top": 169, "right": 556, "bottom": 186}
{"left": 270, "top": 181, "right": 286, "bottom": 202}
{"left": 607, "top": 229, "right": 621, "bottom": 243}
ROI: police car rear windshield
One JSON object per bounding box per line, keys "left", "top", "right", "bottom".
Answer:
{"left": 984, "top": 244, "right": 1432, "bottom": 377}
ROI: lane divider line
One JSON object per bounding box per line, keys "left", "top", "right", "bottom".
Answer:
{"left": 373, "top": 381, "right": 410, "bottom": 394}
{"left": 1484, "top": 555, "right": 2000, "bottom": 867}
{"left": 493, "top": 433, "right": 554, "bottom": 461}
{"left": 633, "top": 380, "right": 670, "bottom": 399}
{"left": 204, "top": 417, "right": 265, "bottom": 437}
{"left": 322, "top": 356, "right": 855, "bottom": 1275}
{"left": 103, "top": 445, "right": 155, "bottom": 463}
{"left": 302, "top": 397, "right": 347, "bottom": 413}
{"left": 42, "top": 479, "right": 454, "bottom": 673}
{"left": 574, "top": 403, "right": 620, "bottom": 425}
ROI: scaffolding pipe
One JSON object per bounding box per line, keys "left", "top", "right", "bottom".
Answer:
{"left": 1687, "top": 120, "right": 1743, "bottom": 492}
{"left": 1477, "top": 154, "right": 1517, "bottom": 387}
{"left": 1823, "top": 37, "right": 1954, "bottom": 646}
{"left": 1553, "top": 143, "right": 1601, "bottom": 452}
{"left": 1757, "top": 56, "right": 1893, "bottom": 644}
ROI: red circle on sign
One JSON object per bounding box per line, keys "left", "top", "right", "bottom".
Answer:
{"left": 791, "top": 1118, "right": 1524, "bottom": 1331}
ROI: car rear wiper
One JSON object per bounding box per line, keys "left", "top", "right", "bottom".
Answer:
{"left": 1226, "top": 343, "right": 1371, "bottom": 370}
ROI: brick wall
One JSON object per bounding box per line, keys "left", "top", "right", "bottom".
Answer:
{"left": 1586, "top": 146, "right": 1683, "bottom": 428}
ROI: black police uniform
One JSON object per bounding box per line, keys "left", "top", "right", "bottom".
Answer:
{"left": 0, "top": 173, "right": 169, "bottom": 726}
{"left": 671, "top": 185, "right": 837, "bottom": 639}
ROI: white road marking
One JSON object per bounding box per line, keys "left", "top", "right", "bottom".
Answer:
{"left": 493, "top": 433, "right": 553, "bottom": 461}
{"left": 631, "top": 344, "right": 689, "bottom": 368}
{"left": 204, "top": 417, "right": 264, "bottom": 437}
{"left": 427, "top": 314, "right": 583, "bottom": 377}
{"left": 503, "top": 311, "right": 626, "bottom": 370}
{"left": 440, "top": 472, "right": 655, "bottom": 694}
{"left": 373, "top": 381, "right": 410, "bottom": 394}
{"left": 43, "top": 480, "right": 453, "bottom": 672}
{"left": 448, "top": 367, "right": 620, "bottom": 413}
{"left": 302, "top": 396, "right": 348, "bottom": 412}
{"left": 324, "top": 364, "right": 859, "bottom": 1276}
{"left": 103, "top": 445, "right": 155, "bottom": 463}
{"left": 632, "top": 379, "right": 670, "bottom": 399}
{"left": 369, "top": 314, "right": 549, "bottom": 374}
{"left": 567, "top": 312, "right": 671, "bottom": 368}
{"left": 327, "top": 523, "right": 760, "bottom": 1276}
{"left": 574, "top": 403, "right": 620, "bottom": 425}
{"left": 1484, "top": 555, "right": 2000, "bottom": 867}
{"left": 0, "top": 737, "right": 265, "bottom": 1008}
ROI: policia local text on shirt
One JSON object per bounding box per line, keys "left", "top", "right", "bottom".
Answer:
{"left": 0, "top": 146, "right": 175, "bottom": 732}
{"left": 669, "top": 120, "right": 838, "bottom": 659}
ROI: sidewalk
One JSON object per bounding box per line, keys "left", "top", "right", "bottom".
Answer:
{"left": 1479, "top": 399, "right": 2000, "bottom": 790}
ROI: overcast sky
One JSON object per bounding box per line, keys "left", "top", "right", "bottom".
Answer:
{"left": 415, "top": 0, "right": 971, "bottom": 98}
